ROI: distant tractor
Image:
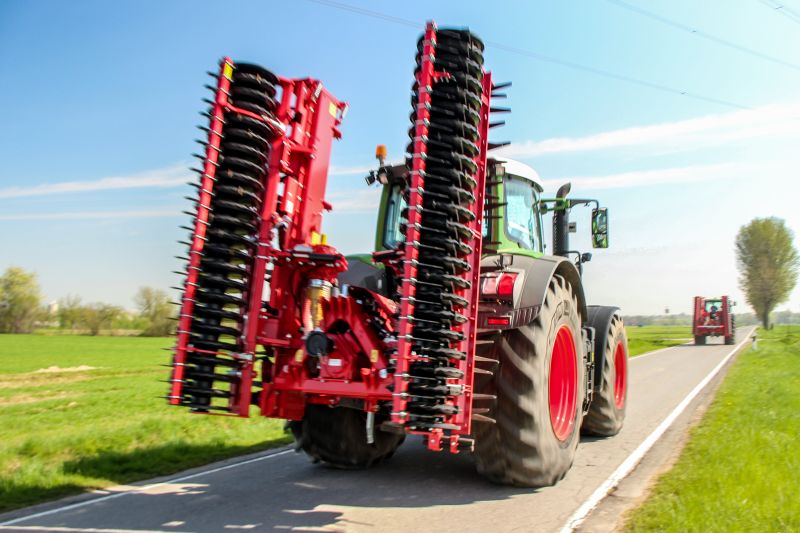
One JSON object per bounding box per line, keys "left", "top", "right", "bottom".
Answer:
{"left": 693, "top": 296, "right": 735, "bottom": 345}
{"left": 168, "top": 22, "right": 629, "bottom": 487}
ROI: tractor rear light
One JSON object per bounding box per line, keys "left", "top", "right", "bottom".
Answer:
{"left": 487, "top": 316, "right": 511, "bottom": 326}
{"left": 482, "top": 272, "right": 518, "bottom": 298}
{"left": 497, "top": 273, "right": 517, "bottom": 297}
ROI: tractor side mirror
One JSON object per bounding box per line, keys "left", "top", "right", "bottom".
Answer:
{"left": 591, "top": 207, "right": 609, "bottom": 249}
{"left": 581, "top": 252, "right": 592, "bottom": 263}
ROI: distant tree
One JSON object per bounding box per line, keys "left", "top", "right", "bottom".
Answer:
{"left": 57, "top": 294, "right": 84, "bottom": 330}
{"left": 0, "top": 267, "right": 43, "bottom": 333}
{"left": 83, "top": 303, "right": 122, "bottom": 336}
{"left": 134, "top": 287, "right": 174, "bottom": 336}
{"left": 735, "top": 218, "right": 799, "bottom": 329}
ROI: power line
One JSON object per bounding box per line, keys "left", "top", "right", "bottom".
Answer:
{"left": 305, "top": 0, "right": 750, "bottom": 110}
{"left": 757, "top": 0, "right": 800, "bottom": 25}
{"left": 603, "top": 0, "right": 800, "bottom": 72}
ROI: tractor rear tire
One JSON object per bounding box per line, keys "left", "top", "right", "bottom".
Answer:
{"left": 582, "top": 315, "right": 628, "bottom": 436}
{"left": 290, "top": 405, "right": 404, "bottom": 469}
{"left": 694, "top": 335, "right": 706, "bottom": 345}
{"left": 473, "top": 274, "right": 585, "bottom": 487}
{"left": 725, "top": 335, "right": 735, "bottom": 345}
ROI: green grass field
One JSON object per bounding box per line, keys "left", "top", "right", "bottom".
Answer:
{"left": 0, "top": 335, "right": 289, "bottom": 513}
{"left": 0, "top": 325, "right": 693, "bottom": 514}
{"left": 625, "top": 326, "right": 800, "bottom": 532}
{"left": 625, "top": 325, "right": 692, "bottom": 356}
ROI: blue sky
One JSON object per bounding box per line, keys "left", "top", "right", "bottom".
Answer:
{"left": 1, "top": 0, "right": 799, "bottom": 315}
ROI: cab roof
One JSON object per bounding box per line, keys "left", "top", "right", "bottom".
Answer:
{"left": 493, "top": 157, "right": 544, "bottom": 192}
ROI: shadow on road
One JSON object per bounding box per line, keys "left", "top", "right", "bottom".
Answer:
{"left": 47, "top": 439, "right": 556, "bottom": 532}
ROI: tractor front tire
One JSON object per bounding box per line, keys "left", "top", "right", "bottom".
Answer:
{"left": 290, "top": 405, "right": 404, "bottom": 469}
{"left": 694, "top": 335, "right": 706, "bottom": 345}
{"left": 582, "top": 314, "right": 628, "bottom": 436}
{"left": 725, "top": 334, "right": 735, "bottom": 345}
{"left": 473, "top": 274, "right": 585, "bottom": 487}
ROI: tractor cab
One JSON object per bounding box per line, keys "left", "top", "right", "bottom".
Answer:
{"left": 704, "top": 299, "right": 722, "bottom": 323}
{"left": 369, "top": 155, "right": 545, "bottom": 258}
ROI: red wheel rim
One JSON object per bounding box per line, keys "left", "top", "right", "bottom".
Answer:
{"left": 549, "top": 325, "right": 578, "bottom": 442}
{"left": 613, "top": 341, "right": 627, "bottom": 409}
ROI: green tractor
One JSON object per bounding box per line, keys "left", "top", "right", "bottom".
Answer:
{"left": 338, "top": 153, "right": 629, "bottom": 486}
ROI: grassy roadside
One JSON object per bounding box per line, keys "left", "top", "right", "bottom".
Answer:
{"left": 624, "top": 326, "right": 800, "bottom": 532}
{"left": 0, "top": 335, "right": 289, "bottom": 513}
{"left": 626, "top": 326, "right": 692, "bottom": 356}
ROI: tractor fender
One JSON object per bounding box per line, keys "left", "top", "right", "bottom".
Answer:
{"left": 585, "top": 305, "right": 621, "bottom": 394}
{"left": 479, "top": 254, "right": 588, "bottom": 328}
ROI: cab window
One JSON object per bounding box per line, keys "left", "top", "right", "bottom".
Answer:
{"left": 504, "top": 176, "right": 541, "bottom": 251}
{"left": 382, "top": 184, "right": 406, "bottom": 249}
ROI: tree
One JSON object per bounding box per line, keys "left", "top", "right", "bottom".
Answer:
{"left": 57, "top": 294, "right": 84, "bottom": 330}
{"left": 0, "top": 267, "right": 43, "bottom": 333}
{"left": 735, "top": 218, "right": 799, "bottom": 329}
{"left": 134, "top": 287, "right": 174, "bottom": 336}
{"left": 82, "top": 303, "right": 122, "bottom": 336}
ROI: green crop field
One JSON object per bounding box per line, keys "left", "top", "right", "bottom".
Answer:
{"left": 624, "top": 326, "right": 800, "bottom": 532}
{"left": 0, "top": 334, "right": 289, "bottom": 513}
{"left": 625, "top": 325, "right": 692, "bottom": 356}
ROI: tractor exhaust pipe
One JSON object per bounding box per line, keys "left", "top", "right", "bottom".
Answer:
{"left": 553, "top": 182, "right": 571, "bottom": 257}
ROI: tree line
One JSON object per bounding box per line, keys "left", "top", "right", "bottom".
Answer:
{"left": 1, "top": 217, "right": 797, "bottom": 334}
{"left": 0, "top": 267, "right": 174, "bottom": 336}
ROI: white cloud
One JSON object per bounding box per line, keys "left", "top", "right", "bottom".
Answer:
{"left": 0, "top": 163, "right": 190, "bottom": 199}
{"left": 326, "top": 188, "right": 382, "bottom": 213}
{"left": 541, "top": 162, "right": 740, "bottom": 191}
{"left": 0, "top": 161, "right": 375, "bottom": 201}
{"left": 0, "top": 209, "right": 180, "bottom": 221}
{"left": 497, "top": 101, "right": 800, "bottom": 158}
{"left": 329, "top": 164, "right": 373, "bottom": 176}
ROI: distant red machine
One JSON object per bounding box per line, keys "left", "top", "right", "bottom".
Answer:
{"left": 692, "top": 296, "right": 735, "bottom": 345}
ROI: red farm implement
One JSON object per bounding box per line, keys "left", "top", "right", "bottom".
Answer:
{"left": 168, "top": 21, "right": 628, "bottom": 486}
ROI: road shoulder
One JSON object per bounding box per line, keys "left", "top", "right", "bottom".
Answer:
{"left": 575, "top": 334, "right": 753, "bottom": 532}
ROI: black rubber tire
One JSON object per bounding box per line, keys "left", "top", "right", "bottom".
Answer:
{"left": 473, "top": 274, "right": 585, "bottom": 487}
{"left": 695, "top": 335, "right": 706, "bottom": 345}
{"left": 289, "top": 405, "right": 404, "bottom": 469}
{"left": 725, "top": 334, "right": 735, "bottom": 345}
{"left": 582, "top": 314, "right": 628, "bottom": 436}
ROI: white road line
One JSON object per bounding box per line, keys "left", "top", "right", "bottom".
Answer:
{"left": 0, "top": 526, "right": 191, "bottom": 533}
{"left": 0, "top": 449, "right": 293, "bottom": 527}
{"left": 560, "top": 327, "right": 755, "bottom": 532}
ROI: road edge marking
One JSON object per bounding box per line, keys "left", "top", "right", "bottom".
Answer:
{"left": 560, "top": 326, "right": 755, "bottom": 532}
{"left": 0, "top": 448, "right": 294, "bottom": 526}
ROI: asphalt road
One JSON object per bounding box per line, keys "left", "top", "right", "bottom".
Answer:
{"left": 0, "top": 329, "right": 754, "bottom": 533}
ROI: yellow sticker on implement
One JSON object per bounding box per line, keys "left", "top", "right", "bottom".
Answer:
{"left": 329, "top": 102, "right": 338, "bottom": 117}
{"left": 294, "top": 349, "right": 304, "bottom": 363}
{"left": 370, "top": 349, "right": 379, "bottom": 363}
{"left": 223, "top": 63, "right": 233, "bottom": 80}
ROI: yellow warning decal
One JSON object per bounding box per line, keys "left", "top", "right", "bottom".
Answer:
{"left": 223, "top": 63, "right": 233, "bottom": 81}
{"left": 370, "top": 349, "right": 379, "bottom": 363}
{"left": 294, "top": 349, "right": 304, "bottom": 363}
{"left": 329, "top": 102, "right": 338, "bottom": 117}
